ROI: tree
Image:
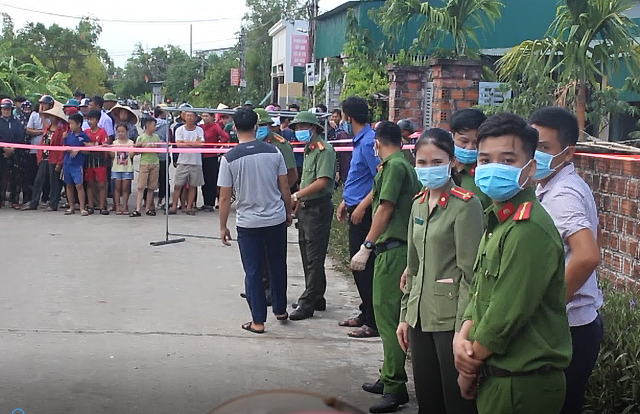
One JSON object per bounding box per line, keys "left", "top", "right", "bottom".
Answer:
{"left": 376, "top": 0, "right": 503, "bottom": 58}
{"left": 340, "top": 8, "right": 390, "bottom": 119}
{"left": 497, "top": 0, "right": 640, "bottom": 133}
{"left": 0, "top": 54, "right": 71, "bottom": 100}
{"left": 242, "top": 0, "right": 307, "bottom": 101}
{"left": 190, "top": 50, "right": 243, "bottom": 107}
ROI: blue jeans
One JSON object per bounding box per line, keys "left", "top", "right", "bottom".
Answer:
{"left": 237, "top": 222, "right": 288, "bottom": 323}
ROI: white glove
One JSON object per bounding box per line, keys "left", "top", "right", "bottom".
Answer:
{"left": 350, "top": 246, "right": 372, "bottom": 271}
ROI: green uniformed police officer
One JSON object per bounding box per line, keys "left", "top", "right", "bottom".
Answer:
{"left": 451, "top": 109, "right": 492, "bottom": 209}
{"left": 254, "top": 108, "right": 298, "bottom": 188}
{"left": 397, "top": 128, "right": 484, "bottom": 414}
{"left": 288, "top": 111, "right": 336, "bottom": 321}
{"left": 454, "top": 113, "right": 572, "bottom": 414}
{"left": 350, "top": 121, "right": 421, "bottom": 413}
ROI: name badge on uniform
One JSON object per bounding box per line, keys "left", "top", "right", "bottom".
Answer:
{"left": 414, "top": 217, "right": 424, "bottom": 225}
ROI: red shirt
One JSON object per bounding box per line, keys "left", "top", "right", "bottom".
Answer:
{"left": 84, "top": 127, "right": 108, "bottom": 145}
{"left": 84, "top": 127, "right": 109, "bottom": 166}
{"left": 201, "top": 122, "right": 230, "bottom": 158}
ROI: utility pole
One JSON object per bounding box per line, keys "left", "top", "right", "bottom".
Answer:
{"left": 307, "top": 0, "right": 318, "bottom": 107}
{"left": 189, "top": 24, "right": 193, "bottom": 58}
{"left": 239, "top": 27, "right": 247, "bottom": 101}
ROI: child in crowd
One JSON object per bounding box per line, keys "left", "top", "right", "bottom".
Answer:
{"left": 111, "top": 123, "right": 135, "bottom": 215}
{"left": 84, "top": 110, "right": 109, "bottom": 215}
{"left": 132, "top": 118, "right": 161, "bottom": 217}
{"left": 63, "top": 113, "right": 90, "bottom": 216}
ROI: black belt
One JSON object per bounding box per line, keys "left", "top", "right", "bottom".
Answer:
{"left": 299, "top": 196, "right": 332, "bottom": 209}
{"left": 374, "top": 239, "right": 407, "bottom": 254}
{"left": 479, "top": 364, "right": 556, "bottom": 378}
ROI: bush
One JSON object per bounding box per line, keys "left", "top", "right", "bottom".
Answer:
{"left": 329, "top": 187, "right": 351, "bottom": 273}
{"left": 584, "top": 284, "right": 640, "bottom": 414}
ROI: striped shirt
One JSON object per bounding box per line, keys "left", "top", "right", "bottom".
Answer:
{"left": 536, "top": 163, "right": 603, "bottom": 327}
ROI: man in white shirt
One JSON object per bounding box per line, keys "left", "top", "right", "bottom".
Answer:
{"left": 169, "top": 111, "right": 204, "bottom": 215}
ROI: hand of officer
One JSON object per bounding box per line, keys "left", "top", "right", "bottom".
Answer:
{"left": 350, "top": 246, "right": 371, "bottom": 271}
{"left": 396, "top": 322, "right": 410, "bottom": 353}
{"left": 286, "top": 214, "right": 293, "bottom": 227}
{"left": 350, "top": 204, "right": 365, "bottom": 225}
{"left": 400, "top": 267, "right": 408, "bottom": 292}
{"left": 454, "top": 338, "right": 483, "bottom": 376}
{"left": 220, "top": 227, "right": 232, "bottom": 246}
{"left": 336, "top": 200, "right": 347, "bottom": 223}
{"left": 458, "top": 374, "right": 478, "bottom": 400}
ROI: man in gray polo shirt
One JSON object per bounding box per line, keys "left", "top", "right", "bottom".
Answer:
{"left": 218, "top": 108, "right": 293, "bottom": 334}
{"left": 530, "top": 106, "right": 603, "bottom": 414}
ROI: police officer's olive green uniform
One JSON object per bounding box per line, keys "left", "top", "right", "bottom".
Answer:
{"left": 459, "top": 164, "right": 491, "bottom": 209}
{"left": 371, "top": 151, "right": 421, "bottom": 394}
{"left": 266, "top": 131, "right": 296, "bottom": 171}
{"left": 401, "top": 180, "right": 484, "bottom": 413}
{"left": 463, "top": 187, "right": 572, "bottom": 414}
{"left": 295, "top": 134, "right": 336, "bottom": 314}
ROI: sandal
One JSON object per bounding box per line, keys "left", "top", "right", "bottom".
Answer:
{"left": 64, "top": 209, "right": 75, "bottom": 215}
{"left": 276, "top": 312, "right": 289, "bottom": 321}
{"left": 167, "top": 209, "right": 177, "bottom": 215}
{"left": 339, "top": 317, "right": 363, "bottom": 328}
{"left": 146, "top": 210, "right": 156, "bottom": 216}
{"left": 186, "top": 210, "right": 196, "bottom": 216}
{"left": 100, "top": 209, "right": 110, "bottom": 215}
{"left": 81, "top": 210, "right": 89, "bottom": 216}
{"left": 348, "top": 325, "right": 379, "bottom": 338}
{"left": 86, "top": 207, "right": 94, "bottom": 215}
{"left": 116, "top": 211, "right": 123, "bottom": 216}
{"left": 130, "top": 211, "right": 142, "bottom": 217}
{"left": 241, "top": 322, "right": 264, "bottom": 334}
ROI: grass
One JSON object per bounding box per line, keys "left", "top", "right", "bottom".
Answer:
{"left": 329, "top": 187, "right": 352, "bottom": 273}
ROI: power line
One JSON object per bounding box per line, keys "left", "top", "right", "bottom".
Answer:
{"left": 0, "top": 2, "right": 242, "bottom": 24}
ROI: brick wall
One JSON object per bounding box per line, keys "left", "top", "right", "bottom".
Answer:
{"left": 387, "top": 65, "right": 430, "bottom": 126}
{"left": 429, "top": 58, "right": 482, "bottom": 131}
{"left": 574, "top": 153, "right": 640, "bottom": 289}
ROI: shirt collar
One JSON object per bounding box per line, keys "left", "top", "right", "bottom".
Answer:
{"left": 353, "top": 124, "right": 372, "bottom": 143}
{"left": 536, "top": 163, "right": 575, "bottom": 198}
{"left": 488, "top": 187, "right": 537, "bottom": 223}
{"left": 460, "top": 163, "right": 477, "bottom": 176}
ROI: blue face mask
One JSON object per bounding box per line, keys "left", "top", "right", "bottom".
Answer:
{"left": 295, "top": 129, "right": 312, "bottom": 143}
{"left": 344, "top": 122, "right": 353, "bottom": 135}
{"left": 474, "top": 161, "right": 532, "bottom": 202}
{"left": 256, "top": 125, "right": 269, "bottom": 140}
{"left": 415, "top": 165, "right": 451, "bottom": 189}
{"left": 454, "top": 146, "right": 478, "bottom": 165}
{"left": 533, "top": 149, "right": 567, "bottom": 181}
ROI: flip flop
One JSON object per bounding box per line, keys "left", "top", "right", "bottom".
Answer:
{"left": 146, "top": 210, "right": 156, "bottom": 216}
{"left": 100, "top": 209, "right": 110, "bottom": 215}
{"left": 130, "top": 211, "right": 142, "bottom": 217}
{"left": 276, "top": 312, "right": 289, "bottom": 321}
{"left": 241, "top": 322, "right": 264, "bottom": 334}
{"left": 348, "top": 325, "right": 379, "bottom": 338}
{"left": 64, "top": 209, "right": 75, "bottom": 215}
{"left": 339, "top": 317, "right": 363, "bottom": 328}
{"left": 81, "top": 210, "right": 89, "bottom": 216}
{"left": 116, "top": 211, "right": 123, "bottom": 216}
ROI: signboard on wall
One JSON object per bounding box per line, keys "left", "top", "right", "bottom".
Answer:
{"left": 291, "top": 35, "right": 309, "bottom": 67}
{"left": 231, "top": 68, "right": 241, "bottom": 86}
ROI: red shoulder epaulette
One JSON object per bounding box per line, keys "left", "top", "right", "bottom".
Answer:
{"left": 273, "top": 133, "right": 286, "bottom": 144}
{"left": 317, "top": 140, "right": 326, "bottom": 151}
{"left": 413, "top": 190, "right": 426, "bottom": 201}
{"left": 450, "top": 186, "right": 474, "bottom": 201}
{"left": 513, "top": 201, "right": 533, "bottom": 221}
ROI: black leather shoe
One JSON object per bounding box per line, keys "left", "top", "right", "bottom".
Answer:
{"left": 289, "top": 308, "right": 313, "bottom": 321}
{"left": 369, "top": 391, "right": 409, "bottom": 413}
{"left": 292, "top": 299, "right": 326, "bottom": 311}
{"left": 362, "top": 380, "right": 384, "bottom": 395}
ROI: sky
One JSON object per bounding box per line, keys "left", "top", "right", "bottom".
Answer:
{"left": 2, "top": 0, "right": 350, "bottom": 68}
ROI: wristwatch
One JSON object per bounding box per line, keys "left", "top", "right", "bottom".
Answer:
{"left": 362, "top": 240, "right": 374, "bottom": 250}
{"left": 293, "top": 192, "right": 299, "bottom": 202}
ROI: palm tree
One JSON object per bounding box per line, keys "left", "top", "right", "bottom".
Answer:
{"left": 377, "top": 0, "right": 503, "bottom": 58}
{"left": 497, "top": 0, "right": 640, "bottom": 133}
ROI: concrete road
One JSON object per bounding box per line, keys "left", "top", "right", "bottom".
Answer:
{"left": 0, "top": 206, "right": 416, "bottom": 413}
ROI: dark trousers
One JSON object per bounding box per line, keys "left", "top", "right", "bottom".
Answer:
{"left": 561, "top": 313, "right": 604, "bottom": 414}
{"left": 237, "top": 222, "right": 288, "bottom": 323}
{"left": 347, "top": 205, "right": 377, "bottom": 329}
{"left": 23, "top": 153, "right": 37, "bottom": 203}
{"left": 201, "top": 156, "right": 219, "bottom": 206}
{"left": 30, "top": 162, "right": 61, "bottom": 210}
{"left": 409, "top": 327, "right": 477, "bottom": 414}
{"left": 297, "top": 197, "right": 333, "bottom": 313}
{"left": 158, "top": 161, "right": 167, "bottom": 201}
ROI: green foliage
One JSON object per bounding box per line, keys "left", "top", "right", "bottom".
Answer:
{"left": 0, "top": 53, "right": 71, "bottom": 101}
{"left": 376, "top": 0, "right": 503, "bottom": 58}
{"left": 584, "top": 283, "right": 640, "bottom": 414}
{"left": 329, "top": 188, "right": 350, "bottom": 272}
{"left": 190, "top": 50, "right": 243, "bottom": 108}
{"left": 340, "top": 8, "right": 390, "bottom": 120}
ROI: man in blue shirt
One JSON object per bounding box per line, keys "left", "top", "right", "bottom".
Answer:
{"left": 336, "top": 96, "right": 380, "bottom": 340}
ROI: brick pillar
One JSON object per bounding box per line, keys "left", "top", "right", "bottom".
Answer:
{"left": 387, "top": 65, "right": 430, "bottom": 127}
{"left": 428, "top": 58, "right": 482, "bottom": 131}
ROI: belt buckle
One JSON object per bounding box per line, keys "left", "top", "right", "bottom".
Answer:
{"left": 479, "top": 364, "right": 491, "bottom": 379}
